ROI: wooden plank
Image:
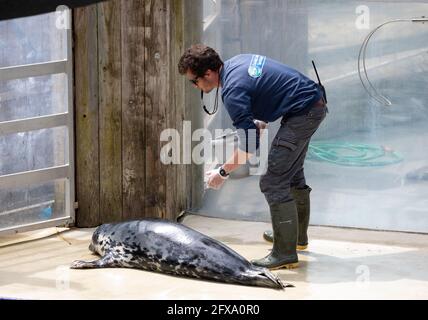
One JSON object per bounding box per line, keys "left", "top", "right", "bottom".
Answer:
{"left": 166, "top": 0, "right": 178, "bottom": 220}
{"left": 98, "top": 0, "right": 123, "bottom": 223}
{"left": 121, "top": 0, "right": 146, "bottom": 221}
{"left": 169, "top": 0, "right": 203, "bottom": 218}
{"left": 170, "top": 0, "right": 185, "bottom": 219}
{"left": 73, "top": 5, "right": 100, "bottom": 227}
{"left": 144, "top": 0, "right": 168, "bottom": 219}
{"left": 183, "top": 0, "right": 204, "bottom": 212}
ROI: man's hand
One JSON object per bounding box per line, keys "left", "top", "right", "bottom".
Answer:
{"left": 254, "top": 119, "right": 267, "bottom": 130}
{"left": 254, "top": 119, "right": 268, "bottom": 137}
{"left": 205, "top": 168, "right": 228, "bottom": 190}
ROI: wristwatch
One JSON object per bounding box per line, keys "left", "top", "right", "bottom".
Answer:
{"left": 218, "top": 166, "right": 230, "bottom": 179}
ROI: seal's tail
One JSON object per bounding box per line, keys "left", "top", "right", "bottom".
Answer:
{"left": 247, "top": 267, "right": 294, "bottom": 290}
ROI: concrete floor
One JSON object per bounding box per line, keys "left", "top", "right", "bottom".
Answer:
{"left": 0, "top": 215, "right": 427, "bottom": 300}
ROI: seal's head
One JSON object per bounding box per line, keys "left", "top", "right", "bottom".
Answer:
{"left": 88, "top": 242, "right": 96, "bottom": 253}
{"left": 88, "top": 224, "right": 111, "bottom": 256}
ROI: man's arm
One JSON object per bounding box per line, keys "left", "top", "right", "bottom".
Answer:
{"left": 205, "top": 120, "right": 267, "bottom": 189}
{"left": 222, "top": 120, "right": 266, "bottom": 174}
{"left": 222, "top": 148, "right": 253, "bottom": 174}
{"left": 205, "top": 147, "right": 252, "bottom": 190}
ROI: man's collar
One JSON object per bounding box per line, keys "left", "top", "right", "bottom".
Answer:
{"left": 219, "top": 65, "right": 225, "bottom": 87}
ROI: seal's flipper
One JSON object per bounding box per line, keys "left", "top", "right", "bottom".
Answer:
{"left": 70, "top": 254, "right": 117, "bottom": 269}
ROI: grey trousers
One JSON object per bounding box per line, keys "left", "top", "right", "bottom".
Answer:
{"left": 260, "top": 100, "right": 328, "bottom": 205}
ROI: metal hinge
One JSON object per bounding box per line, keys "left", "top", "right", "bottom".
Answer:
{"left": 74, "top": 202, "right": 79, "bottom": 209}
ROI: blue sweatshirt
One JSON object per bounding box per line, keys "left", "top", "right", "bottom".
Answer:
{"left": 220, "top": 54, "right": 322, "bottom": 153}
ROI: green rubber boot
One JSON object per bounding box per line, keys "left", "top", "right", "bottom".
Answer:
{"left": 263, "top": 186, "right": 312, "bottom": 251}
{"left": 251, "top": 201, "right": 299, "bottom": 270}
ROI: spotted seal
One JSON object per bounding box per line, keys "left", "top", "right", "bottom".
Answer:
{"left": 70, "top": 219, "right": 290, "bottom": 289}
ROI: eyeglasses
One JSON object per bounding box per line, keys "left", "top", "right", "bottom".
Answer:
{"left": 189, "top": 77, "right": 200, "bottom": 85}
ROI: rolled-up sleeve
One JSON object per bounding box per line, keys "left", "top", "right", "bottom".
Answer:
{"left": 222, "top": 87, "right": 259, "bottom": 154}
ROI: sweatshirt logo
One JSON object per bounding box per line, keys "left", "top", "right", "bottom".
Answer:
{"left": 248, "top": 55, "right": 266, "bottom": 78}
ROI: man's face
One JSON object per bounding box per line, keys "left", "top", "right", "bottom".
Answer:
{"left": 185, "top": 69, "right": 218, "bottom": 94}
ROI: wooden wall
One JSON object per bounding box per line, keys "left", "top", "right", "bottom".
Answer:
{"left": 73, "top": 0, "right": 203, "bottom": 227}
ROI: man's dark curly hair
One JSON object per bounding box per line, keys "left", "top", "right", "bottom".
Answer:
{"left": 178, "top": 44, "right": 223, "bottom": 77}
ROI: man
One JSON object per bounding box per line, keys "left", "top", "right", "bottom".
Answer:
{"left": 178, "top": 44, "right": 328, "bottom": 270}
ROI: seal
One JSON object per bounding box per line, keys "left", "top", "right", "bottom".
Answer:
{"left": 70, "top": 218, "right": 290, "bottom": 289}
